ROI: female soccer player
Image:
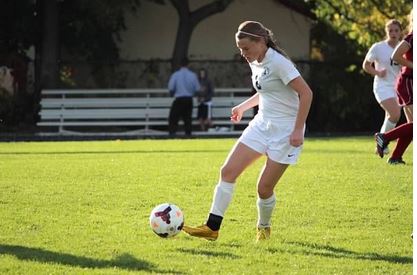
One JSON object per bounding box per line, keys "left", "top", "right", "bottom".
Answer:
{"left": 375, "top": 10, "right": 413, "bottom": 165}
{"left": 362, "top": 20, "right": 403, "bottom": 153}
{"left": 183, "top": 21, "right": 313, "bottom": 241}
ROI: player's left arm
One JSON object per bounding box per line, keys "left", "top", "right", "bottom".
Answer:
{"left": 288, "top": 76, "right": 313, "bottom": 147}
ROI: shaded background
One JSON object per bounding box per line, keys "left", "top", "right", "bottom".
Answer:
{"left": 0, "top": 0, "right": 412, "bottom": 134}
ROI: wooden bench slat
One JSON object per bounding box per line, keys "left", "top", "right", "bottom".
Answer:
{"left": 40, "top": 97, "right": 174, "bottom": 108}
{"left": 37, "top": 119, "right": 250, "bottom": 127}
{"left": 39, "top": 97, "right": 248, "bottom": 108}
{"left": 41, "top": 88, "right": 251, "bottom": 95}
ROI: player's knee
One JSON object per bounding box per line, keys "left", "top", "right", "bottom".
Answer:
{"left": 220, "top": 164, "right": 237, "bottom": 182}
{"left": 390, "top": 110, "right": 401, "bottom": 122}
{"left": 257, "top": 186, "right": 273, "bottom": 199}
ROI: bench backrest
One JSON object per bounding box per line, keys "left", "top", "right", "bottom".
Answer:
{"left": 37, "top": 88, "right": 254, "bottom": 132}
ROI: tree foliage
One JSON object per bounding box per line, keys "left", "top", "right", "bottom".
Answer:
{"left": 0, "top": 1, "right": 37, "bottom": 54}
{"left": 0, "top": 0, "right": 145, "bottom": 126}
{"left": 60, "top": 0, "right": 142, "bottom": 62}
{"left": 307, "top": 0, "right": 412, "bottom": 54}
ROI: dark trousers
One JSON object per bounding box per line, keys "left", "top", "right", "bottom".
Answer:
{"left": 168, "top": 97, "right": 193, "bottom": 136}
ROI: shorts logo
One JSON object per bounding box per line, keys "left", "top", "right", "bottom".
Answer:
{"left": 287, "top": 154, "right": 295, "bottom": 157}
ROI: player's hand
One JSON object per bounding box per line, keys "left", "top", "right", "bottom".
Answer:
{"left": 377, "top": 68, "right": 387, "bottom": 78}
{"left": 230, "top": 106, "right": 243, "bottom": 123}
{"left": 289, "top": 129, "right": 304, "bottom": 147}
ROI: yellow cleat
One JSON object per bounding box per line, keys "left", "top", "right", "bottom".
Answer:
{"left": 256, "top": 227, "right": 271, "bottom": 242}
{"left": 182, "top": 224, "right": 219, "bottom": 241}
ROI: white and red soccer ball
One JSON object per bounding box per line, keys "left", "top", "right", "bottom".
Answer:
{"left": 149, "top": 203, "right": 184, "bottom": 238}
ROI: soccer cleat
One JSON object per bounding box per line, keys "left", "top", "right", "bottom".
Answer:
{"left": 375, "top": 146, "right": 390, "bottom": 155}
{"left": 256, "top": 227, "right": 271, "bottom": 242}
{"left": 375, "top": 133, "right": 388, "bottom": 158}
{"left": 387, "top": 158, "right": 406, "bottom": 165}
{"left": 182, "top": 224, "right": 218, "bottom": 241}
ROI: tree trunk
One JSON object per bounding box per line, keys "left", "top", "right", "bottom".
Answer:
{"left": 170, "top": 0, "right": 233, "bottom": 71}
{"left": 40, "top": 0, "right": 59, "bottom": 89}
{"left": 171, "top": 19, "right": 194, "bottom": 71}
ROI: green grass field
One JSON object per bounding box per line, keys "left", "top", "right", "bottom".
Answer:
{"left": 0, "top": 137, "right": 412, "bottom": 274}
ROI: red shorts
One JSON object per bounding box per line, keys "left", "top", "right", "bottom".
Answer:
{"left": 396, "top": 74, "right": 413, "bottom": 106}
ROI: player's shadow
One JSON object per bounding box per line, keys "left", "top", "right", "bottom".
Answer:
{"left": 267, "top": 241, "right": 412, "bottom": 264}
{"left": 177, "top": 248, "right": 240, "bottom": 259}
{"left": 0, "top": 244, "right": 181, "bottom": 273}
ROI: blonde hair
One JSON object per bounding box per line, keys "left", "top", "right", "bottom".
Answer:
{"left": 383, "top": 19, "right": 403, "bottom": 41}
{"left": 385, "top": 19, "right": 402, "bottom": 30}
{"left": 235, "top": 21, "right": 291, "bottom": 60}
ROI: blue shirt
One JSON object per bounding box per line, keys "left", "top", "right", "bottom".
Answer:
{"left": 168, "top": 67, "right": 200, "bottom": 98}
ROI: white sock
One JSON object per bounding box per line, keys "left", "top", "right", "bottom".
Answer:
{"left": 209, "top": 180, "right": 236, "bottom": 217}
{"left": 257, "top": 194, "right": 276, "bottom": 228}
{"left": 380, "top": 117, "right": 397, "bottom": 133}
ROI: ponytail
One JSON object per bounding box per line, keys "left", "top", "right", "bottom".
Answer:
{"left": 266, "top": 36, "right": 291, "bottom": 61}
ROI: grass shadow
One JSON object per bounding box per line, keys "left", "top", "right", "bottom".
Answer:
{"left": 177, "top": 248, "right": 240, "bottom": 259}
{"left": 267, "top": 241, "right": 412, "bottom": 265}
{"left": 220, "top": 242, "right": 242, "bottom": 249}
{"left": 0, "top": 244, "right": 182, "bottom": 273}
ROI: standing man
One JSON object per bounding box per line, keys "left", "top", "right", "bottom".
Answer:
{"left": 168, "top": 58, "right": 200, "bottom": 137}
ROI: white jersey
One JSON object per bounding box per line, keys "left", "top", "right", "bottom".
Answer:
{"left": 249, "top": 48, "right": 300, "bottom": 122}
{"left": 365, "top": 41, "right": 401, "bottom": 93}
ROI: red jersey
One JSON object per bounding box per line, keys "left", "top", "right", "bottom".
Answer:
{"left": 401, "top": 32, "right": 413, "bottom": 77}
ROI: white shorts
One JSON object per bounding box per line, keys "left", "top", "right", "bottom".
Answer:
{"left": 238, "top": 118, "right": 303, "bottom": 164}
{"left": 373, "top": 86, "right": 397, "bottom": 103}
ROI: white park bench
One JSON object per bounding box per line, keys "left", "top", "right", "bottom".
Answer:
{"left": 37, "top": 88, "right": 254, "bottom": 135}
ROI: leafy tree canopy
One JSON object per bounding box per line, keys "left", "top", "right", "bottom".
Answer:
{"left": 60, "top": 0, "right": 142, "bottom": 62}
{"left": 0, "top": 0, "right": 37, "bottom": 54}
{"left": 307, "top": 0, "right": 412, "bottom": 54}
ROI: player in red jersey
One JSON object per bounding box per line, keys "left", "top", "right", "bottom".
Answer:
{"left": 375, "top": 10, "right": 413, "bottom": 165}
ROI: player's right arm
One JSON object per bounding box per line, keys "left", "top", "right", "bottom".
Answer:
{"left": 362, "top": 59, "right": 386, "bottom": 77}
{"left": 362, "top": 45, "right": 387, "bottom": 78}
{"left": 231, "top": 92, "right": 259, "bottom": 123}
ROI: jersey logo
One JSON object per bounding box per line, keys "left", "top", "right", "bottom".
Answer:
{"left": 261, "top": 67, "right": 270, "bottom": 77}
{"left": 255, "top": 75, "right": 262, "bottom": 90}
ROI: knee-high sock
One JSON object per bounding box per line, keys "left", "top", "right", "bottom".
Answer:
{"left": 385, "top": 122, "right": 413, "bottom": 159}
{"left": 257, "top": 194, "right": 277, "bottom": 228}
{"left": 380, "top": 117, "right": 397, "bottom": 133}
{"left": 209, "top": 180, "right": 236, "bottom": 217}
{"left": 384, "top": 122, "right": 413, "bottom": 141}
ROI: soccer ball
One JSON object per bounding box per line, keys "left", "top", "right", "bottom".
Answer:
{"left": 149, "top": 203, "right": 184, "bottom": 238}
